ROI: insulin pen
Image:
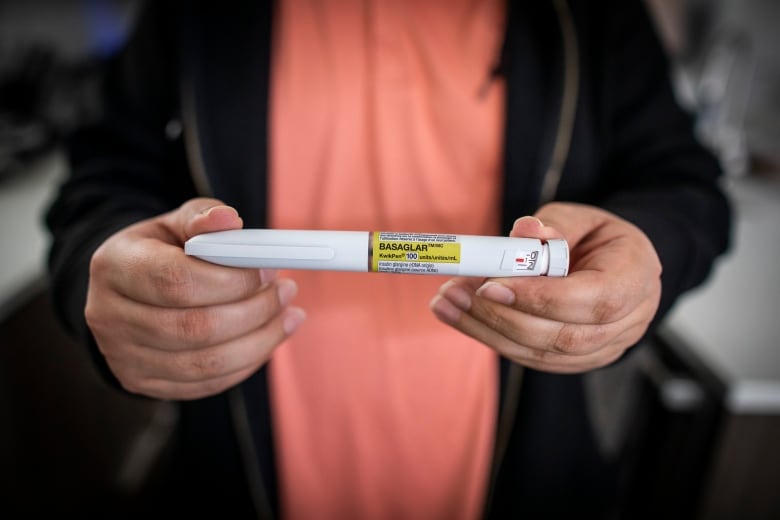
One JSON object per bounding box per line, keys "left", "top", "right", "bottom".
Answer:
{"left": 185, "top": 229, "right": 568, "bottom": 277}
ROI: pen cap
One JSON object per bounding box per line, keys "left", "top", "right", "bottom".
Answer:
{"left": 546, "top": 239, "right": 569, "bottom": 277}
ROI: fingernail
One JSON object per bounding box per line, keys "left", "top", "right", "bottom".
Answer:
{"left": 260, "top": 269, "right": 279, "bottom": 285}
{"left": 277, "top": 279, "right": 298, "bottom": 306}
{"left": 430, "top": 295, "right": 462, "bottom": 323}
{"left": 514, "top": 216, "right": 544, "bottom": 227}
{"left": 282, "top": 307, "right": 306, "bottom": 335}
{"left": 202, "top": 205, "right": 238, "bottom": 217}
{"left": 441, "top": 280, "right": 472, "bottom": 311}
{"left": 476, "top": 282, "right": 516, "bottom": 305}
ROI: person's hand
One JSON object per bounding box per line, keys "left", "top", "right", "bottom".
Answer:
{"left": 85, "top": 198, "right": 306, "bottom": 400}
{"left": 430, "top": 202, "right": 661, "bottom": 373}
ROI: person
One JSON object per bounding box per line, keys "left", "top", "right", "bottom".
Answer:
{"left": 45, "top": 0, "right": 731, "bottom": 518}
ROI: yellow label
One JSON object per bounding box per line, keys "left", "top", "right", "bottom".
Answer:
{"left": 371, "top": 232, "right": 461, "bottom": 274}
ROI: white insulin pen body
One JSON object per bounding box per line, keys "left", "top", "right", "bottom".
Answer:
{"left": 184, "top": 229, "right": 569, "bottom": 277}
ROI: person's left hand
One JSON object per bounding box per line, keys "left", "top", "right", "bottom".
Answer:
{"left": 430, "top": 202, "right": 662, "bottom": 373}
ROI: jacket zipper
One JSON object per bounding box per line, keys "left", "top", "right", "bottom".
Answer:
{"left": 482, "top": 0, "right": 580, "bottom": 516}
{"left": 541, "top": 0, "right": 580, "bottom": 205}
{"left": 229, "top": 386, "right": 276, "bottom": 519}
{"left": 181, "top": 75, "right": 273, "bottom": 519}
{"left": 181, "top": 78, "right": 214, "bottom": 198}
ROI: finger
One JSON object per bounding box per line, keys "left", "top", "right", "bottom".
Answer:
{"left": 441, "top": 266, "right": 654, "bottom": 326}
{"left": 109, "top": 278, "right": 299, "bottom": 351}
{"left": 93, "top": 235, "right": 273, "bottom": 307}
{"left": 160, "top": 197, "right": 244, "bottom": 244}
{"left": 124, "top": 363, "right": 261, "bottom": 401}
{"left": 479, "top": 273, "right": 639, "bottom": 325}
{"left": 533, "top": 202, "right": 612, "bottom": 247}
{"left": 108, "top": 305, "right": 305, "bottom": 384}
{"left": 439, "top": 244, "right": 650, "bottom": 325}
{"left": 430, "top": 295, "right": 641, "bottom": 373}
{"left": 464, "top": 287, "right": 659, "bottom": 356}
{"left": 509, "top": 216, "right": 564, "bottom": 241}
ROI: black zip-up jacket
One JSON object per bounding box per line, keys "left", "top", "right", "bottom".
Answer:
{"left": 45, "top": 1, "right": 731, "bottom": 518}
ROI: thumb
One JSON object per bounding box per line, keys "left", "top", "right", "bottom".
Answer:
{"left": 162, "top": 197, "right": 244, "bottom": 244}
{"left": 509, "top": 215, "right": 563, "bottom": 241}
{"left": 532, "top": 202, "right": 614, "bottom": 247}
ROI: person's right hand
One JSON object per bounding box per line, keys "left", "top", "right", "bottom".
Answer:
{"left": 85, "top": 198, "right": 306, "bottom": 400}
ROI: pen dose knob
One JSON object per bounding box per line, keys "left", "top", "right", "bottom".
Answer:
{"left": 546, "top": 239, "right": 569, "bottom": 277}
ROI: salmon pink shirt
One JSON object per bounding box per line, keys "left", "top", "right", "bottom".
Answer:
{"left": 269, "top": 1, "right": 506, "bottom": 518}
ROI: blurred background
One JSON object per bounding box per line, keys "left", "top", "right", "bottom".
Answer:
{"left": 1, "top": 0, "right": 778, "bottom": 517}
